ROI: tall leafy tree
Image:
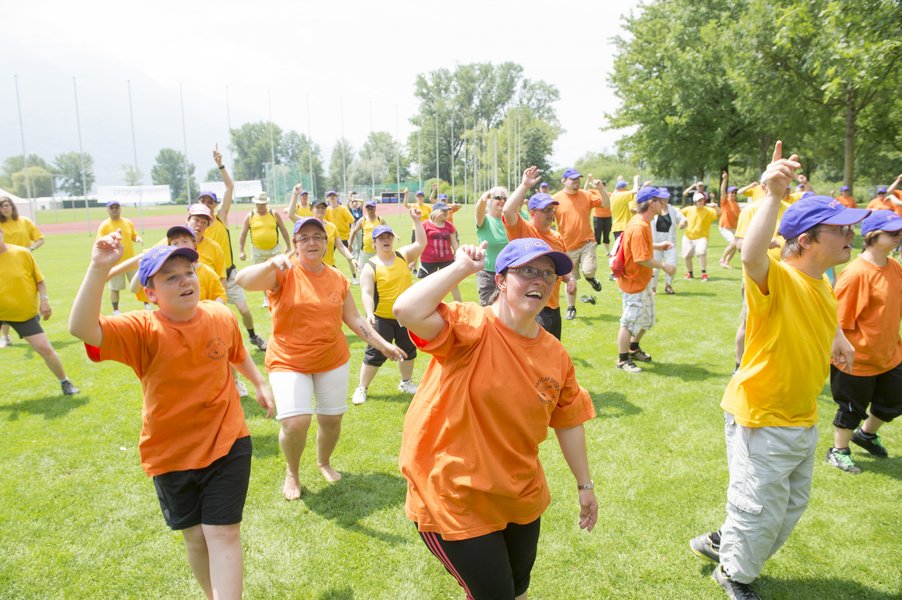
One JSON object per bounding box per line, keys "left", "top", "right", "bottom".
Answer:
{"left": 282, "top": 130, "right": 325, "bottom": 198}
{"left": 151, "top": 148, "right": 196, "bottom": 203}
{"left": 327, "top": 138, "right": 354, "bottom": 193}
{"left": 11, "top": 166, "right": 54, "bottom": 197}
{"left": 349, "top": 131, "right": 410, "bottom": 191}
{"left": 53, "top": 152, "right": 95, "bottom": 196}
{"left": 122, "top": 165, "right": 143, "bottom": 186}
{"left": 230, "top": 121, "right": 283, "bottom": 181}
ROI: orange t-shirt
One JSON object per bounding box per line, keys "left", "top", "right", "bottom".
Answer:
{"left": 719, "top": 197, "right": 740, "bottom": 229}
{"left": 552, "top": 189, "right": 601, "bottom": 250}
{"left": 266, "top": 261, "right": 350, "bottom": 373}
{"left": 835, "top": 257, "right": 902, "bottom": 376}
{"left": 617, "top": 215, "right": 654, "bottom": 294}
{"left": 836, "top": 194, "right": 857, "bottom": 209}
{"left": 87, "top": 301, "right": 249, "bottom": 476}
{"left": 867, "top": 196, "right": 902, "bottom": 217}
{"left": 400, "top": 302, "right": 595, "bottom": 541}
{"left": 503, "top": 217, "right": 569, "bottom": 310}
{"left": 591, "top": 190, "right": 611, "bottom": 218}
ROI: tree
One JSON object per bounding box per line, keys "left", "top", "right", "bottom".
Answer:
{"left": 204, "top": 168, "right": 222, "bottom": 183}
{"left": 349, "top": 131, "right": 410, "bottom": 192}
{"left": 151, "top": 148, "right": 196, "bottom": 203}
{"left": 282, "top": 130, "right": 326, "bottom": 198}
{"left": 327, "top": 138, "right": 354, "bottom": 193}
{"left": 230, "top": 121, "right": 283, "bottom": 181}
{"left": 10, "top": 166, "right": 54, "bottom": 197}
{"left": 54, "top": 152, "right": 95, "bottom": 196}
{"left": 2, "top": 154, "right": 51, "bottom": 178}
{"left": 122, "top": 165, "right": 143, "bottom": 186}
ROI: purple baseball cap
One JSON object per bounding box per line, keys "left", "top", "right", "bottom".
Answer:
{"left": 415, "top": 190, "right": 425, "bottom": 197}
{"left": 778, "top": 195, "right": 870, "bottom": 239}
{"left": 326, "top": 190, "right": 338, "bottom": 197}
{"left": 438, "top": 193, "right": 448, "bottom": 200}
{"left": 293, "top": 216, "right": 327, "bottom": 235}
{"left": 561, "top": 168, "right": 582, "bottom": 180}
{"left": 299, "top": 190, "right": 309, "bottom": 196}
{"left": 637, "top": 186, "right": 668, "bottom": 203}
{"left": 372, "top": 224, "right": 397, "bottom": 240}
{"left": 877, "top": 186, "right": 888, "bottom": 194}
{"left": 615, "top": 181, "right": 628, "bottom": 190}
{"left": 106, "top": 199, "right": 121, "bottom": 207}
{"left": 539, "top": 182, "right": 549, "bottom": 189}
{"left": 138, "top": 245, "right": 198, "bottom": 286}
{"left": 727, "top": 186, "right": 738, "bottom": 193}
{"left": 860, "top": 211, "right": 902, "bottom": 236}
{"left": 166, "top": 225, "right": 196, "bottom": 240}
{"left": 528, "top": 193, "right": 558, "bottom": 211}
{"left": 840, "top": 186, "right": 850, "bottom": 192}
{"left": 311, "top": 197, "right": 328, "bottom": 207}
{"left": 432, "top": 201, "right": 450, "bottom": 212}
{"left": 495, "top": 237, "right": 572, "bottom": 276}
{"left": 197, "top": 190, "right": 219, "bottom": 203}
{"left": 364, "top": 200, "right": 377, "bottom": 208}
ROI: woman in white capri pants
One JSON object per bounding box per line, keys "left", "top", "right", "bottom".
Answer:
{"left": 651, "top": 191, "right": 685, "bottom": 295}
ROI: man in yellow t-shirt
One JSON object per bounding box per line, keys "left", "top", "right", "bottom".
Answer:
{"left": 0, "top": 228, "right": 79, "bottom": 395}
{"left": 610, "top": 175, "right": 640, "bottom": 239}
{"left": 238, "top": 192, "right": 290, "bottom": 265}
{"left": 678, "top": 193, "right": 719, "bottom": 281}
{"left": 325, "top": 191, "right": 355, "bottom": 247}
{"left": 96, "top": 200, "right": 143, "bottom": 314}
{"left": 690, "top": 142, "right": 868, "bottom": 599}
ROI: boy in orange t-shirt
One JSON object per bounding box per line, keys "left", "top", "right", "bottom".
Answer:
{"left": 68, "top": 237, "right": 274, "bottom": 600}
{"left": 827, "top": 211, "right": 902, "bottom": 473}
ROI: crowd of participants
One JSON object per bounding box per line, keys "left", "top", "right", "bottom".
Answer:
{"left": 1, "top": 144, "right": 900, "bottom": 600}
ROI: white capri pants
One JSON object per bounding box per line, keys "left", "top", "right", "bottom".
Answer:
{"left": 652, "top": 247, "right": 677, "bottom": 287}
{"left": 269, "top": 361, "right": 350, "bottom": 419}
{"left": 682, "top": 236, "right": 709, "bottom": 258}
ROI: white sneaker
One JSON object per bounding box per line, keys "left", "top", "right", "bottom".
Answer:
{"left": 235, "top": 379, "right": 248, "bottom": 398}
{"left": 113, "top": 309, "right": 121, "bottom": 316}
{"left": 0, "top": 335, "right": 10, "bottom": 348}
{"left": 352, "top": 386, "right": 367, "bottom": 405}
{"left": 398, "top": 380, "right": 418, "bottom": 394}
{"left": 352, "top": 276, "right": 359, "bottom": 285}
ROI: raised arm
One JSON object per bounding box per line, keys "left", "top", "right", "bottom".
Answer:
{"left": 887, "top": 174, "right": 902, "bottom": 195}
{"left": 591, "top": 178, "right": 609, "bottom": 208}
{"left": 69, "top": 232, "right": 125, "bottom": 346}
{"left": 215, "top": 147, "right": 235, "bottom": 220}
{"left": 399, "top": 208, "right": 426, "bottom": 263}
{"left": 743, "top": 140, "right": 800, "bottom": 291}
{"left": 108, "top": 252, "right": 144, "bottom": 280}
{"left": 475, "top": 192, "right": 489, "bottom": 228}
{"left": 394, "top": 242, "right": 486, "bottom": 341}
{"left": 503, "top": 166, "right": 541, "bottom": 226}
{"left": 286, "top": 184, "right": 302, "bottom": 223}
{"left": 720, "top": 170, "right": 728, "bottom": 202}
{"left": 235, "top": 254, "right": 288, "bottom": 292}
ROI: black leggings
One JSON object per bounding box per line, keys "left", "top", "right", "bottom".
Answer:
{"left": 419, "top": 519, "right": 541, "bottom": 599}
{"left": 593, "top": 216, "right": 612, "bottom": 245}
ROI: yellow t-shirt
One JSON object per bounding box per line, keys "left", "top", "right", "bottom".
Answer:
{"left": 205, "top": 217, "right": 234, "bottom": 270}
{"left": 0, "top": 217, "right": 43, "bottom": 248}
{"left": 294, "top": 205, "right": 313, "bottom": 218}
{"left": 735, "top": 200, "right": 790, "bottom": 262}
{"left": 368, "top": 252, "right": 413, "bottom": 319}
{"left": 786, "top": 191, "right": 805, "bottom": 205}
{"left": 249, "top": 210, "right": 279, "bottom": 251}
{"left": 323, "top": 221, "right": 339, "bottom": 267}
{"left": 722, "top": 257, "right": 837, "bottom": 427}
{"left": 361, "top": 217, "right": 386, "bottom": 254}
{"left": 610, "top": 191, "right": 637, "bottom": 232}
{"left": 680, "top": 205, "right": 719, "bottom": 240}
{"left": 97, "top": 217, "right": 138, "bottom": 263}
{"left": 325, "top": 205, "right": 355, "bottom": 240}
{"left": 406, "top": 203, "right": 432, "bottom": 228}
{"left": 0, "top": 245, "right": 43, "bottom": 321}
{"left": 196, "top": 237, "right": 226, "bottom": 279}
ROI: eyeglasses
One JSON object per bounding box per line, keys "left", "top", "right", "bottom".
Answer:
{"left": 492, "top": 195, "right": 507, "bottom": 201}
{"left": 508, "top": 266, "right": 558, "bottom": 282}
{"left": 816, "top": 225, "right": 854, "bottom": 235}
{"left": 296, "top": 235, "right": 327, "bottom": 244}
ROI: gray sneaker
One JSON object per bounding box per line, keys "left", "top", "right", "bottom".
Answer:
{"left": 851, "top": 428, "right": 888, "bottom": 457}
{"left": 249, "top": 334, "right": 268, "bottom": 351}
{"left": 689, "top": 532, "right": 720, "bottom": 562}
{"left": 827, "top": 447, "right": 861, "bottom": 474}
{"left": 712, "top": 564, "right": 761, "bottom": 600}
{"left": 61, "top": 380, "right": 80, "bottom": 396}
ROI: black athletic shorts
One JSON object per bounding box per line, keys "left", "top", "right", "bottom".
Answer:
{"left": 417, "top": 261, "right": 453, "bottom": 279}
{"left": 831, "top": 361, "right": 902, "bottom": 429}
{"left": 364, "top": 316, "right": 417, "bottom": 366}
{"left": 153, "top": 436, "right": 252, "bottom": 530}
{"left": 1, "top": 315, "right": 43, "bottom": 338}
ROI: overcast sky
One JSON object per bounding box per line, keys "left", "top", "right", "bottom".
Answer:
{"left": 1, "top": 0, "right": 642, "bottom": 187}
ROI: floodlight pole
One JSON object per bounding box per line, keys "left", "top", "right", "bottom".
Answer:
{"left": 73, "top": 77, "right": 91, "bottom": 234}
{"left": 306, "top": 94, "right": 315, "bottom": 194}
{"left": 268, "top": 89, "right": 277, "bottom": 198}
{"left": 225, "top": 85, "right": 234, "bottom": 166}
{"left": 179, "top": 82, "right": 192, "bottom": 202}
{"left": 14, "top": 75, "right": 34, "bottom": 221}
{"left": 450, "top": 119, "right": 454, "bottom": 203}
{"left": 127, "top": 80, "right": 144, "bottom": 233}
{"left": 340, "top": 97, "right": 347, "bottom": 194}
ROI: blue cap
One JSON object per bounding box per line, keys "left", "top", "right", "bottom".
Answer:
{"left": 326, "top": 190, "right": 338, "bottom": 197}
{"left": 438, "top": 193, "right": 448, "bottom": 200}
{"left": 415, "top": 190, "right": 425, "bottom": 197}
{"left": 877, "top": 186, "right": 888, "bottom": 194}
{"left": 562, "top": 168, "right": 581, "bottom": 180}
{"left": 432, "top": 201, "right": 450, "bottom": 212}
{"left": 840, "top": 186, "right": 850, "bottom": 192}
{"left": 138, "top": 245, "right": 198, "bottom": 287}
{"left": 539, "top": 182, "right": 549, "bottom": 188}
{"left": 372, "top": 224, "right": 397, "bottom": 240}
{"left": 311, "top": 197, "right": 328, "bottom": 207}
{"left": 293, "top": 216, "right": 327, "bottom": 235}
{"left": 495, "top": 238, "right": 572, "bottom": 276}
{"left": 800, "top": 191, "right": 815, "bottom": 199}
{"left": 637, "top": 186, "right": 668, "bottom": 203}
{"left": 528, "top": 193, "right": 558, "bottom": 211}
{"left": 197, "top": 190, "right": 219, "bottom": 203}
{"left": 861, "top": 211, "right": 902, "bottom": 236}
{"left": 615, "top": 181, "right": 628, "bottom": 190}
{"left": 106, "top": 199, "right": 121, "bottom": 207}
{"left": 364, "top": 200, "right": 377, "bottom": 208}
{"left": 166, "top": 225, "right": 196, "bottom": 240}
{"left": 778, "top": 195, "right": 870, "bottom": 239}
{"left": 727, "top": 186, "right": 738, "bottom": 193}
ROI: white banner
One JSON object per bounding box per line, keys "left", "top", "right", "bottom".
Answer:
{"left": 199, "top": 180, "right": 263, "bottom": 200}
{"left": 97, "top": 185, "right": 172, "bottom": 205}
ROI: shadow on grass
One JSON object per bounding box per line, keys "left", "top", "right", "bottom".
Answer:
{"left": 20, "top": 338, "right": 83, "bottom": 357}
{"left": 755, "top": 576, "right": 901, "bottom": 599}
{"left": 590, "top": 391, "right": 641, "bottom": 420}
{"left": 303, "top": 471, "right": 409, "bottom": 545}
{"left": 318, "top": 587, "right": 354, "bottom": 600}
{"left": 647, "top": 361, "right": 721, "bottom": 381}
{"left": 249, "top": 432, "right": 281, "bottom": 458}
{"left": 575, "top": 312, "right": 620, "bottom": 324}
{"left": 669, "top": 290, "right": 716, "bottom": 297}
{"left": 854, "top": 456, "right": 902, "bottom": 481}
{"left": 0, "top": 394, "right": 88, "bottom": 420}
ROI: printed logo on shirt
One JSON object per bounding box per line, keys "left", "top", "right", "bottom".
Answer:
{"left": 328, "top": 291, "right": 342, "bottom": 304}
{"left": 535, "top": 376, "right": 560, "bottom": 405}
{"left": 206, "top": 337, "right": 227, "bottom": 360}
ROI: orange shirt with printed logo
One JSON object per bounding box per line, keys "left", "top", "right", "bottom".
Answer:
{"left": 87, "top": 301, "right": 249, "bottom": 476}
{"left": 266, "top": 260, "right": 350, "bottom": 373}
{"left": 400, "top": 302, "right": 595, "bottom": 541}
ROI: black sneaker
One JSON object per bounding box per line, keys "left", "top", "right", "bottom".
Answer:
{"left": 249, "top": 334, "right": 268, "bottom": 351}
{"left": 826, "top": 447, "right": 861, "bottom": 474}
{"left": 566, "top": 306, "right": 576, "bottom": 320}
{"left": 579, "top": 295, "right": 596, "bottom": 304}
{"left": 712, "top": 564, "right": 761, "bottom": 600}
{"left": 61, "top": 380, "right": 80, "bottom": 396}
{"left": 689, "top": 532, "right": 720, "bottom": 563}
{"left": 851, "top": 428, "right": 888, "bottom": 457}
{"left": 587, "top": 277, "right": 602, "bottom": 292}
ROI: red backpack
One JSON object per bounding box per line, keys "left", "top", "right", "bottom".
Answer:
{"left": 609, "top": 234, "right": 626, "bottom": 279}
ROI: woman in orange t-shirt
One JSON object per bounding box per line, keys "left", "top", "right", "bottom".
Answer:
{"left": 718, "top": 172, "right": 741, "bottom": 268}
{"left": 236, "top": 217, "right": 405, "bottom": 500}
{"left": 394, "top": 237, "right": 597, "bottom": 599}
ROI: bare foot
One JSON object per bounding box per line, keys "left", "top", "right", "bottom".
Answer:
{"left": 318, "top": 463, "right": 342, "bottom": 483}
{"left": 283, "top": 471, "right": 302, "bottom": 500}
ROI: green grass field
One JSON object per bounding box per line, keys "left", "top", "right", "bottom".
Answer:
{"left": 1, "top": 207, "right": 900, "bottom": 599}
